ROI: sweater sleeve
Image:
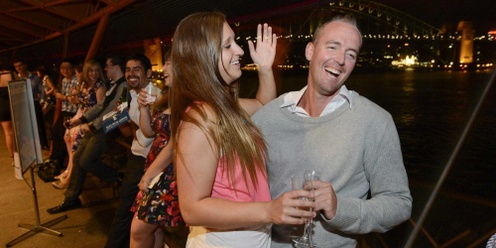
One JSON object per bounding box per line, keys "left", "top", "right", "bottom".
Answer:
{"left": 83, "top": 101, "right": 103, "bottom": 123}
{"left": 326, "top": 117, "right": 412, "bottom": 233}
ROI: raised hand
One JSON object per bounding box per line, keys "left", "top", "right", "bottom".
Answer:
{"left": 248, "top": 23, "right": 278, "bottom": 71}
{"left": 137, "top": 89, "right": 150, "bottom": 108}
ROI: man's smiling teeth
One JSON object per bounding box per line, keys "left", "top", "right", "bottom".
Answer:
{"left": 325, "top": 67, "right": 341, "bottom": 76}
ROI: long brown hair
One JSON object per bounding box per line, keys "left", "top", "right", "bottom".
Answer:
{"left": 170, "top": 12, "right": 267, "bottom": 190}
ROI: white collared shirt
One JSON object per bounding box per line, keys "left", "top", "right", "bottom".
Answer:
{"left": 129, "top": 89, "right": 154, "bottom": 157}
{"left": 280, "top": 85, "right": 353, "bottom": 117}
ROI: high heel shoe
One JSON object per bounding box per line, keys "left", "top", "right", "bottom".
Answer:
{"left": 52, "top": 177, "right": 69, "bottom": 189}
{"left": 54, "top": 170, "right": 68, "bottom": 180}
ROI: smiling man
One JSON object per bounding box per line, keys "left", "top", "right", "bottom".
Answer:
{"left": 252, "top": 15, "right": 412, "bottom": 247}
{"left": 105, "top": 54, "right": 155, "bottom": 248}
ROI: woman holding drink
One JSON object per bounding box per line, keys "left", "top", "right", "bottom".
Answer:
{"left": 170, "top": 12, "right": 315, "bottom": 247}
{"left": 129, "top": 52, "right": 185, "bottom": 248}
{"left": 52, "top": 61, "right": 107, "bottom": 189}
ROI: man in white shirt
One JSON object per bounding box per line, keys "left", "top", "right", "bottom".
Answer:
{"left": 252, "top": 15, "right": 412, "bottom": 247}
{"left": 105, "top": 54, "right": 155, "bottom": 248}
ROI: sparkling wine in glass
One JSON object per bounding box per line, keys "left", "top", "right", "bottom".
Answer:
{"left": 292, "top": 170, "right": 319, "bottom": 248}
{"left": 144, "top": 82, "right": 161, "bottom": 104}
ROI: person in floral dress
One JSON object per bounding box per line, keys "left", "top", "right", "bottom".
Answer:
{"left": 130, "top": 53, "right": 185, "bottom": 248}
{"left": 52, "top": 61, "right": 107, "bottom": 189}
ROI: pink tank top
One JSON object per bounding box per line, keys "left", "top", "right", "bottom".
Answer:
{"left": 184, "top": 103, "right": 271, "bottom": 202}
{"left": 211, "top": 156, "right": 271, "bottom": 202}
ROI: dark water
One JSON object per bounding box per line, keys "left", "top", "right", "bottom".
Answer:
{"left": 241, "top": 68, "right": 496, "bottom": 247}
{"left": 347, "top": 70, "right": 496, "bottom": 198}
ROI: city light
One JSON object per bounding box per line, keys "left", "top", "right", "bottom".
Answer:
{"left": 391, "top": 55, "right": 418, "bottom": 67}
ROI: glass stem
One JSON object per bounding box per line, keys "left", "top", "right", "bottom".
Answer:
{"left": 307, "top": 218, "right": 314, "bottom": 247}
{"left": 302, "top": 221, "right": 309, "bottom": 237}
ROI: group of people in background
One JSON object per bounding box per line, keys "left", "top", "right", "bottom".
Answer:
{"left": 0, "top": 59, "right": 53, "bottom": 169}
{"left": 0, "top": 11, "right": 412, "bottom": 248}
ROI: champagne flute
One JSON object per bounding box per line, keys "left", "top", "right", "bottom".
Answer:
{"left": 145, "top": 81, "right": 161, "bottom": 104}
{"left": 292, "top": 170, "right": 319, "bottom": 248}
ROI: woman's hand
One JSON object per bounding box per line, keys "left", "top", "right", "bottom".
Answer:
{"left": 69, "top": 118, "right": 81, "bottom": 127}
{"left": 139, "top": 176, "right": 151, "bottom": 193}
{"left": 71, "top": 88, "right": 79, "bottom": 96}
{"left": 137, "top": 89, "right": 150, "bottom": 108}
{"left": 248, "top": 23, "right": 278, "bottom": 72}
{"left": 267, "top": 189, "right": 316, "bottom": 225}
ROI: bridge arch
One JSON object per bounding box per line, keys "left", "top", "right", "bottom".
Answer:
{"left": 324, "top": 0, "right": 441, "bottom": 37}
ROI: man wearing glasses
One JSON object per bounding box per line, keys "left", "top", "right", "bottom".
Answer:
{"left": 48, "top": 59, "right": 79, "bottom": 175}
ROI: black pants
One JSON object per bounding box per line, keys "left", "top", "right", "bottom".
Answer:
{"left": 34, "top": 101, "right": 48, "bottom": 148}
{"left": 105, "top": 152, "right": 145, "bottom": 248}
{"left": 49, "top": 111, "right": 74, "bottom": 170}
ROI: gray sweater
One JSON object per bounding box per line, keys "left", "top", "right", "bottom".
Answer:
{"left": 252, "top": 91, "right": 412, "bottom": 247}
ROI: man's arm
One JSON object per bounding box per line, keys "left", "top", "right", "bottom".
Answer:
{"left": 90, "top": 82, "right": 129, "bottom": 131}
{"left": 318, "top": 118, "right": 412, "bottom": 233}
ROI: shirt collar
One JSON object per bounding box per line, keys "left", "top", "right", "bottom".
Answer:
{"left": 130, "top": 88, "right": 139, "bottom": 97}
{"left": 280, "top": 85, "right": 353, "bottom": 116}
{"left": 18, "top": 72, "right": 33, "bottom": 79}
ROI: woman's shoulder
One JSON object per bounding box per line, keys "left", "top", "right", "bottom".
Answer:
{"left": 189, "top": 102, "right": 216, "bottom": 119}
{"left": 181, "top": 102, "right": 219, "bottom": 129}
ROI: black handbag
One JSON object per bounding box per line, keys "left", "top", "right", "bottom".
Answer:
{"left": 37, "top": 159, "right": 60, "bottom": 182}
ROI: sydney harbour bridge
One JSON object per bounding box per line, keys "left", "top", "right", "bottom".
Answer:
{"left": 226, "top": 0, "right": 493, "bottom": 71}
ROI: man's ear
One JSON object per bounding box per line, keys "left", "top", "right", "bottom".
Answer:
{"left": 305, "top": 42, "right": 314, "bottom": 62}
{"left": 146, "top": 69, "right": 152, "bottom": 78}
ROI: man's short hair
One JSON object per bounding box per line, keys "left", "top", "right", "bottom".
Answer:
{"left": 126, "top": 54, "right": 152, "bottom": 72}
{"left": 107, "top": 55, "right": 125, "bottom": 73}
{"left": 60, "top": 58, "right": 75, "bottom": 67}
{"left": 312, "top": 14, "right": 361, "bottom": 43}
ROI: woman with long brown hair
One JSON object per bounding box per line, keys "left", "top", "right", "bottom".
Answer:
{"left": 170, "top": 12, "right": 315, "bottom": 247}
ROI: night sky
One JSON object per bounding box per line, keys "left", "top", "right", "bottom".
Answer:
{"left": 373, "top": 0, "right": 495, "bottom": 33}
